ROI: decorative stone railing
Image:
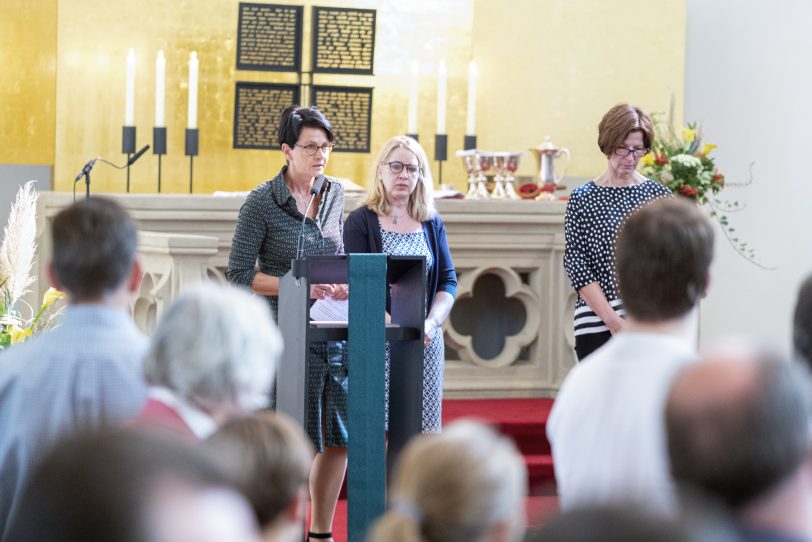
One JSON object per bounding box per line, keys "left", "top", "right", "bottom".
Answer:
{"left": 35, "top": 191, "right": 577, "bottom": 397}
{"left": 134, "top": 231, "right": 221, "bottom": 333}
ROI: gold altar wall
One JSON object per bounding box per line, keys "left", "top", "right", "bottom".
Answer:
{"left": 472, "top": 0, "right": 686, "bottom": 180}
{"left": 0, "top": 0, "right": 684, "bottom": 193}
{"left": 0, "top": 0, "right": 57, "bottom": 165}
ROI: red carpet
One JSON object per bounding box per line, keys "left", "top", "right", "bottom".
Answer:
{"left": 443, "top": 398, "right": 557, "bottom": 497}
{"left": 312, "top": 398, "right": 558, "bottom": 542}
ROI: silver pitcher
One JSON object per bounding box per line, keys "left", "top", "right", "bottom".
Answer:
{"left": 531, "top": 136, "right": 570, "bottom": 192}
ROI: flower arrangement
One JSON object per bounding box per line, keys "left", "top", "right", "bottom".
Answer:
{"left": 639, "top": 120, "right": 769, "bottom": 268}
{"left": 0, "top": 182, "right": 64, "bottom": 350}
{"left": 639, "top": 124, "right": 725, "bottom": 204}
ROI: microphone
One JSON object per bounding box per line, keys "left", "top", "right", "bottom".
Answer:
{"left": 310, "top": 174, "right": 326, "bottom": 196}
{"left": 126, "top": 145, "right": 150, "bottom": 166}
{"left": 292, "top": 175, "right": 326, "bottom": 278}
{"left": 74, "top": 158, "right": 98, "bottom": 182}
{"left": 72, "top": 147, "right": 152, "bottom": 201}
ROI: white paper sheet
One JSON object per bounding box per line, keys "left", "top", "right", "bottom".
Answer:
{"left": 309, "top": 297, "right": 349, "bottom": 322}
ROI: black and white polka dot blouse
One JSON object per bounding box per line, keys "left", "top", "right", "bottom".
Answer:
{"left": 563, "top": 179, "right": 671, "bottom": 337}
{"left": 227, "top": 166, "right": 345, "bottom": 318}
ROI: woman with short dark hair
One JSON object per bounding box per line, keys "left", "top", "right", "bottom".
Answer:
{"left": 563, "top": 104, "right": 671, "bottom": 360}
{"left": 227, "top": 104, "right": 350, "bottom": 542}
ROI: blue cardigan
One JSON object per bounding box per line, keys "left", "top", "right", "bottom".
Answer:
{"left": 343, "top": 206, "right": 457, "bottom": 313}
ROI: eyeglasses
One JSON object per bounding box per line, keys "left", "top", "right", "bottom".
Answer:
{"left": 384, "top": 161, "right": 421, "bottom": 176}
{"left": 295, "top": 143, "right": 334, "bottom": 155}
{"left": 614, "top": 147, "right": 649, "bottom": 158}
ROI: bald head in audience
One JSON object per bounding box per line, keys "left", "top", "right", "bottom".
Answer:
{"left": 665, "top": 343, "right": 812, "bottom": 541}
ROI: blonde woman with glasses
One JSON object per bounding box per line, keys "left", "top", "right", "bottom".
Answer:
{"left": 344, "top": 135, "right": 457, "bottom": 435}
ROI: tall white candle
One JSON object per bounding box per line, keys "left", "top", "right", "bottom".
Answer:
{"left": 407, "top": 59, "right": 418, "bottom": 134}
{"left": 124, "top": 48, "right": 135, "bottom": 126}
{"left": 155, "top": 50, "right": 166, "bottom": 127}
{"left": 466, "top": 60, "right": 478, "bottom": 135}
{"left": 436, "top": 60, "right": 447, "bottom": 135}
{"left": 187, "top": 51, "right": 199, "bottom": 129}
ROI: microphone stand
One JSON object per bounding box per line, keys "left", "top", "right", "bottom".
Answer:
{"left": 291, "top": 191, "right": 319, "bottom": 282}
{"left": 72, "top": 146, "right": 150, "bottom": 202}
{"left": 291, "top": 176, "right": 326, "bottom": 282}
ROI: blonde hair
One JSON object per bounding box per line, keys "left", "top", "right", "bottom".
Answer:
{"left": 361, "top": 135, "right": 436, "bottom": 222}
{"left": 367, "top": 420, "right": 527, "bottom": 542}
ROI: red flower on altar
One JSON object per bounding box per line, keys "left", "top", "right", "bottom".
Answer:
{"left": 654, "top": 154, "right": 669, "bottom": 166}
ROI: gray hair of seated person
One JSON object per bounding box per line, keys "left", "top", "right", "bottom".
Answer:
{"left": 143, "top": 282, "right": 283, "bottom": 412}
{"left": 367, "top": 419, "right": 527, "bottom": 542}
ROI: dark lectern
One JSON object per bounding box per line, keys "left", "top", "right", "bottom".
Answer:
{"left": 277, "top": 254, "right": 426, "bottom": 540}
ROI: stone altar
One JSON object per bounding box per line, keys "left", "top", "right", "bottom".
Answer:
{"left": 35, "top": 192, "right": 577, "bottom": 398}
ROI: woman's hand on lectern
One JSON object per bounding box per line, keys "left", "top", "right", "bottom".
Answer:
{"left": 331, "top": 284, "right": 348, "bottom": 301}
{"left": 424, "top": 318, "right": 440, "bottom": 347}
{"left": 310, "top": 283, "right": 335, "bottom": 300}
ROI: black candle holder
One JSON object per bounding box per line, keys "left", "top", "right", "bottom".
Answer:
{"left": 153, "top": 127, "right": 167, "bottom": 193}
{"left": 434, "top": 134, "right": 448, "bottom": 185}
{"left": 185, "top": 128, "right": 199, "bottom": 193}
{"left": 122, "top": 126, "right": 136, "bottom": 192}
{"left": 464, "top": 135, "right": 477, "bottom": 151}
{"left": 406, "top": 133, "right": 419, "bottom": 143}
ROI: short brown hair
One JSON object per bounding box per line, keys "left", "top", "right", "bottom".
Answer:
{"left": 204, "top": 412, "right": 313, "bottom": 528}
{"left": 51, "top": 197, "right": 138, "bottom": 301}
{"left": 615, "top": 198, "right": 713, "bottom": 321}
{"left": 597, "top": 104, "right": 654, "bottom": 155}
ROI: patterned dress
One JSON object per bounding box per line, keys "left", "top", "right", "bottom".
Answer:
{"left": 380, "top": 221, "right": 444, "bottom": 433}
{"left": 227, "top": 167, "right": 348, "bottom": 452}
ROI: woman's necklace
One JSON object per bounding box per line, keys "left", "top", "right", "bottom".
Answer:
{"left": 291, "top": 191, "right": 309, "bottom": 206}
{"left": 390, "top": 208, "right": 407, "bottom": 224}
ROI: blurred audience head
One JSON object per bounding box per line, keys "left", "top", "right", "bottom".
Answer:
{"left": 616, "top": 197, "right": 714, "bottom": 322}
{"left": 525, "top": 503, "right": 738, "bottom": 542}
{"left": 368, "top": 419, "right": 527, "bottom": 542}
{"left": 793, "top": 273, "right": 812, "bottom": 368}
{"left": 143, "top": 283, "right": 282, "bottom": 423}
{"left": 666, "top": 341, "right": 812, "bottom": 511}
{"left": 50, "top": 196, "right": 140, "bottom": 303}
{"left": 8, "top": 427, "right": 259, "bottom": 542}
{"left": 205, "top": 412, "right": 313, "bottom": 542}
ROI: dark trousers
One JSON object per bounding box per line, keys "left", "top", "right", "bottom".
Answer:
{"left": 574, "top": 331, "right": 612, "bottom": 361}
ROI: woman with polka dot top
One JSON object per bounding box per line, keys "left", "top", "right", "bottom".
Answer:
{"left": 563, "top": 104, "right": 671, "bottom": 361}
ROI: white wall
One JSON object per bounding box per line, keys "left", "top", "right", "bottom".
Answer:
{"left": 686, "top": 0, "right": 812, "bottom": 352}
